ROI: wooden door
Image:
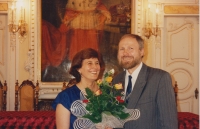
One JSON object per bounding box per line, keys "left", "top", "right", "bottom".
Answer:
{"left": 163, "top": 16, "right": 199, "bottom": 114}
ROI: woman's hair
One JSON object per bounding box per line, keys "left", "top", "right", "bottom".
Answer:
{"left": 69, "top": 48, "right": 104, "bottom": 83}
{"left": 119, "top": 34, "right": 144, "bottom": 50}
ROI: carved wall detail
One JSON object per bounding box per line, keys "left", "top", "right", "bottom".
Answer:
{"left": 0, "top": 3, "right": 8, "bottom": 11}
{"left": 167, "top": 23, "right": 193, "bottom": 66}
{"left": 39, "top": 86, "right": 62, "bottom": 99}
{"left": 171, "top": 69, "right": 192, "bottom": 93}
{"left": 155, "top": 37, "right": 161, "bottom": 49}
{"left": 136, "top": 0, "right": 142, "bottom": 35}
{"left": 10, "top": 34, "right": 16, "bottom": 51}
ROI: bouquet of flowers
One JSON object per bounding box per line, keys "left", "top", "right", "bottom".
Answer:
{"left": 71, "top": 69, "right": 140, "bottom": 129}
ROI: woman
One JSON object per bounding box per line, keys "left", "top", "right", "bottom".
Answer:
{"left": 52, "top": 48, "right": 104, "bottom": 129}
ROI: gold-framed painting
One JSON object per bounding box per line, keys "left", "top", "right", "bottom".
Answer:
{"left": 41, "top": 0, "right": 132, "bottom": 82}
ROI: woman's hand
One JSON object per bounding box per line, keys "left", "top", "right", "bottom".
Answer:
{"left": 105, "top": 127, "right": 113, "bottom": 129}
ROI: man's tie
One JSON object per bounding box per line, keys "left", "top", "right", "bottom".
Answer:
{"left": 126, "top": 75, "right": 132, "bottom": 103}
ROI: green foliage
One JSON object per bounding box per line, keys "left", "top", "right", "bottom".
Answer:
{"left": 82, "top": 69, "right": 129, "bottom": 123}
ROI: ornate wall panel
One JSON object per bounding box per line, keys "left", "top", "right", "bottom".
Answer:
{"left": 0, "top": 2, "right": 14, "bottom": 110}
{"left": 0, "top": 15, "right": 6, "bottom": 81}
{"left": 167, "top": 23, "right": 193, "bottom": 66}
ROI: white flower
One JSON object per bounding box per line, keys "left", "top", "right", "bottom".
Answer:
{"left": 109, "top": 69, "right": 115, "bottom": 75}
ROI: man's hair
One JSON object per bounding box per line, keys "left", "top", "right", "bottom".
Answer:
{"left": 119, "top": 34, "right": 144, "bottom": 50}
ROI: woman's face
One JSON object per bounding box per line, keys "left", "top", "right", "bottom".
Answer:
{"left": 78, "top": 58, "right": 100, "bottom": 81}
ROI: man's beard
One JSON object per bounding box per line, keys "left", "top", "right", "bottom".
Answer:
{"left": 118, "top": 56, "right": 141, "bottom": 69}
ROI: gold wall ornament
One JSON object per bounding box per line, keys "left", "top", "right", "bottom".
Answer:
{"left": 142, "top": 3, "right": 161, "bottom": 39}
{"left": 0, "top": 3, "right": 8, "bottom": 11}
{"left": 143, "top": 22, "right": 161, "bottom": 39}
{"left": 8, "top": 1, "right": 28, "bottom": 43}
{"left": 164, "top": 5, "right": 199, "bottom": 14}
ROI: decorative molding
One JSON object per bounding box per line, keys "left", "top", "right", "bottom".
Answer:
{"left": 39, "top": 87, "right": 62, "bottom": 99}
{"left": 164, "top": 5, "right": 199, "bottom": 14}
{"left": 30, "top": 0, "right": 61, "bottom": 99}
{"left": 24, "top": 50, "right": 33, "bottom": 80}
{"left": 10, "top": 33, "right": 16, "bottom": 51}
{"left": 135, "top": 0, "right": 142, "bottom": 35}
{"left": 155, "top": 37, "right": 161, "bottom": 49}
{"left": 40, "top": 88, "right": 62, "bottom": 95}
{"left": 28, "top": 0, "right": 36, "bottom": 81}
{"left": 0, "top": 3, "right": 8, "bottom": 11}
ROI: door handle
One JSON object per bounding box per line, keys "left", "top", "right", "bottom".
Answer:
{"left": 195, "top": 88, "right": 199, "bottom": 99}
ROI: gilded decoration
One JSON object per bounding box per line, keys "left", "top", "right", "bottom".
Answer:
{"left": 0, "top": 3, "right": 8, "bottom": 11}
{"left": 164, "top": 5, "right": 199, "bottom": 14}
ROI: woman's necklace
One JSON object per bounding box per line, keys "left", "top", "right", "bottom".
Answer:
{"left": 77, "top": 82, "right": 98, "bottom": 92}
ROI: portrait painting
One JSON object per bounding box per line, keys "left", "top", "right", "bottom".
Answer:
{"left": 41, "top": 0, "right": 132, "bottom": 82}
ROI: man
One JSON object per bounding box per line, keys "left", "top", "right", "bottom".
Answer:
{"left": 112, "top": 34, "right": 178, "bottom": 129}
